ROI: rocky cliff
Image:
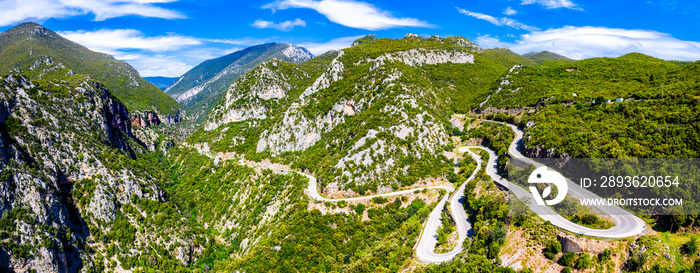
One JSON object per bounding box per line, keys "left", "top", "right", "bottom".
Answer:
{"left": 0, "top": 75, "right": 200, "bottom": 272}
{"left": 196, "top": 34, "right": 527, "bottom": 195}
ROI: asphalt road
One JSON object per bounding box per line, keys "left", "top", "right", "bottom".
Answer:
{"left": 471, "top": 119, "right": 646, "bottom": 238}
{"left": 184, "top": 117, "right": 646, "bottom": 264}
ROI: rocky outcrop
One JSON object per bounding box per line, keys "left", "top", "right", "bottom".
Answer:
{"left": 102, "top": 88, "right": 132, "bottom": 136}
{"left": 370, "top": 48, "right": 474, "bottom": 71}
{"left": 129, "top": 111, "right": 181, "bottom": 128}
{"left": 204, "top": 59, "right": 311, "bottom": 131}
{"left": 558, "top": 234, "right": 583, "bottom": 253}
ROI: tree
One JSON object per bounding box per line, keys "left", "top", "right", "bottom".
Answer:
{"left": 355, "top": 203, "right": 365, "bottom": 215}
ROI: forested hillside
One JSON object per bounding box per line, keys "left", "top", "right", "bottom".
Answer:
{"left": 0, "top": 22, "right": 180, "bottom": 116}
{"left": 189, "top": 34, "right": 533, "bottom": 197}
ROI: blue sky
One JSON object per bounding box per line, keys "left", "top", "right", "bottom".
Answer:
{"left": 2, "top": 0, "right": 699, "bottom": 77}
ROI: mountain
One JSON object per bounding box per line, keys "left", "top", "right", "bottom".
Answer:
{"left": 482, "top": 52, "right": 700, "bottom": 158}
{"left": 192, "top": 33, "right": 532, "bottom": 197}
{"left": 144, "top": 76, "right": 179, "bottom": 90}
{"left": 164, "top": 43, "right": 313, "bottom": 122}
{"left": 172, "top": 33, "right": 534, "bottom": 272}
{"left": 0, "top": 22, "right": 181, "bottom": 125}
{"left": 0, "top": 75, "right": 202, "bottom": 271}
{"left": 522, "top": 50, "right": 573, "bottom": 64}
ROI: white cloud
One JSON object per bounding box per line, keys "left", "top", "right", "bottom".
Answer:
{"left": 521, "top": 0, "right": 582, "bottom": 10}
{"left": 503, "top": 7, "right": 517, "bottom": 15}
{"left": 298, "top": 35, "right": 366, "bottom": 55}
{"left": 457, "top": 8, "right": 539, "bottom": 31}
{"left": 58, "top": 29, "right": 201, "bottom": 53}
{"left": 476, "top": 26, "right": 700, "bottom": 61}
{"left": 262, "top": 0, "right": 431, "bottom": 30}
{"left": 456, "top": 9, "right": 500, "bottom": 25}
{"left": 56, "top": 29, "right": 249, "bottom": 77}
{"left": 252, "top": 18, "right": 306, "bottom": 31}
{"left": 119, "top": 53, "right": 192, "bottom": 77}
{"left": 203, "top": 38, "right": 273, "bottom": 46}
{"left": 0, "top": 0, "right": 184, "bottom": 26}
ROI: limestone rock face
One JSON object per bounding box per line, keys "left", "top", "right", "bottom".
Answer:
{"left": 0, "top": 75, "right": 194, "bottom": 272}
{"left": 201, "top": 35, "right": 489, "bottom": 194}
{"left": 370, "top": 48, "right": 474, "bottom": 71}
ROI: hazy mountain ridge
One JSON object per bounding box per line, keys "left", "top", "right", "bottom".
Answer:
{"left": 143, "top": 76, "right": 179, "bottom": 90}
{"left": 165, "top": 43, "right": 313, "bottom": 123}
{"left": 522, "top": 50, "right": 573, "bottom": 64}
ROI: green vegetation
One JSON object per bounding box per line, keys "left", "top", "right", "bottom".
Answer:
{"left": 435, "top": 209, "right": 457, "bottom": 253}
{"left": 682, "top": 237, "right": 699, "bottom": 256}
{"left": 544, "top": 239, "right": 562, "bottom": 260}
{"left": 558, "top": 252, "right": 577, "bottom": 267}
{"left": 522, "top": 51, "right": 573, "bottom": 65}
{"left": 225, "top": 196, "right": 434, "bottom": 272}
{"left": 487, "top": 53, "right": 689, "bottom": 108}
{"left": 553, "top": 198, "right": 614, "bottom": 229}
{"left": 523, "top": 98, "right": 699, "bottom": 158}
{"left": 0, "top": 22, "right": 180, "bottom": 114}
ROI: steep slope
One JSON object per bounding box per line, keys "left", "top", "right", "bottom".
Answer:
{"left": 144, "top": 76, "right": 179, "bottom": 90}
{"left": 0, "top": 75, "right": 201, "bottom": 272}
{"left": 0, "top": 22, "right": 181, "bottom": 124}
{"left": 486, "top": 53, "right": 700, "bottom": 158}
{"left": 165, "top": 43, "right": 313, "bottom": 122}
{"left": 190, "top": 34, "right": 532, "bottom": 197}
{"left": 522, "top": 51, "right": 573, "bottom": 64}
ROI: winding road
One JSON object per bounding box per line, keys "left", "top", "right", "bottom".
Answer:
{"left": 476, "top": 119, "right": 646, "bottom": 238}
{"left": 183, "top": 117, "right": 646, "bottom": 264}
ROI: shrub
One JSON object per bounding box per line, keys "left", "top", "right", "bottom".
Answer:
{"left": 372, "top": 196, "right": 388, "bottom": 204}
{"left": 338, "top": 201, "right": 347, "bottom": 208}
{"left": 682, "top": 237, "right": 699, "bottom": 255}
{"left": 558, "top": 252, "right": 577, "bottom": 267}
{"left": 575, "top": 253, "right": 592, "bottom": 269}
{"left": 543, "top": 240, "right": 562, "bottom": 260}
{"left": 598, "top": 248, "right": 612, "bottom": 262}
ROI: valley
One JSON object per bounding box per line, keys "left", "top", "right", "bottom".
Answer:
{"left": 1, "top": 20, "right": 699, "bottom": 273}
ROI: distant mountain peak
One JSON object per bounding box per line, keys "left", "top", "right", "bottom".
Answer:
{"left": 163, "top": 42, "right": 313, "bottom": 123}
{"left": 4, "top": 21, "right": 57, "bottom": 40}
{"left": 281, "top": 44, "right": 314, "bottom": 63}
{"left": 522, "top": 51, "right": 573, "bottom": 64}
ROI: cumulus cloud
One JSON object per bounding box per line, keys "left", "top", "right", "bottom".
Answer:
{"left": 262, "top": 0, "right": 431, "bottom": 30}
{"left": 521, "top": 0, "right": 582, "bottom": 10}
{"left": 119, "top": 53, "right": 193, "bottom": 77}
{"left": 503, "top": 7, "right": 518, "bottom": 15}
{"left": 476, "top": 26, "right": 700, "bottom": 61}
{"left": 0, "top": 0, "right": 184, "bottom": 26}
{"left": 457, "top": 8, "right": 539, "bottom": 31}
{"left": 298, "top": 35, "right": 367, "bottom": 55}
{"left": 58, "top": 29, "right": 201, "bottom": 53}
{"left": 252, "top": 18, "right": 306, "bottom": 31}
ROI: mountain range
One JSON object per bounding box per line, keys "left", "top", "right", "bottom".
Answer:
{"left": 143, "top": 76, "right": 179, "bottom": 91}
{"left": 165, "top": 43, "right": 313, "bottom": 123}
{"left": 1, "top": 21, "right": 700, "bottom": 273}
